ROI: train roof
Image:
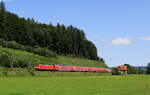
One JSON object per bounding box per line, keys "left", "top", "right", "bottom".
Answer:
{"left": 39, "top": 64, "right": 109, "bottom": 69}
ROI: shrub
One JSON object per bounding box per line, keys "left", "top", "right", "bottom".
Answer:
{"left": 6, "top": 41, "right": 23, "bottom": 50}
{"left": 0, "top": 52, "right": 13, "bottom": 68}
{"left": 0, "top": 39, "right": 7, "bottom": 47}
{"left": 112, "top": 67, "right": 120, "bottom": 75}
{"left": 27, "top": 68, "right": 35, "bottom": 76}
{"left": 0, "top": 39, "right": 58, "bottom": 58}
{"left": 17, "top": 59, "right": 29, "bottom": 68}
{"left": 33, "top": 48, "right": 57, "bottom": 58}
{"left": 22, "top": 46, "right": 34, "bottom": 52}
{"left": 0, "top": 39, "right": 23, "bottom": 50}
{"left": 29, "top": 71, "right": 35, "bottom": 76}
{"left": 0, "top": 51, "right": 28, "bottom": 68}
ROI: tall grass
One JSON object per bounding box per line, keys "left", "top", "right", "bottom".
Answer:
{"left": 0, "top": 46, "right": 107, "bottom": 68}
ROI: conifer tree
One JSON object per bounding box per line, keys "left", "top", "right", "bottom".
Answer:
{"left": 147, "top": 63, "right": 150, "bottom": 74}
{"left": 0, "top": 1, "right": 6, "bottom": 11}
{"left": 0, "top": 1, "right": 7, "bottom": 39}
{"left": 0, "top": 2, "right": 103, "bottom": 61}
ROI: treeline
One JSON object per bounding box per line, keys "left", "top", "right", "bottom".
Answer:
{"left": 0, "top": 2, "right": 103, "bottom": 61}
{"left": 112, "top": 64, "right": 147, "bottom": 75}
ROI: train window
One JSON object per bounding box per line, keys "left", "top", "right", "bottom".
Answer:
{"left": 60, "top": 65, "right": 69, "bottom": 67}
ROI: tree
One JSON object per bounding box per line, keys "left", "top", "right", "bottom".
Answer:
{"left": 0, "top": 1, "right": 6, "bottom": 11}
{"left": 146, "top": 63, "right": 150, "bottom": 74}
{"left": 0, "top": 1, "right": 7, "bottom": 40}
{"left": 99, "top": 58, "right": 105, "bottom": 63}
{"left": 124, "top": 64, "right": 136, "bottom": 74}
{"left": 112, "top": 67, "right": 120, "bottom": 75}
{"left": 0, "top": 3, "right": 103, "bottom": 61}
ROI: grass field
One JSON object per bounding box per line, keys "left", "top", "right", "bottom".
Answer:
{"left": 0, "top": 75, "right": 150, "bottom": 95}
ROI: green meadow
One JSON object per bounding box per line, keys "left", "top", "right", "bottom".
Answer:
{"left": 0, "top": 46, "right": 106, "bottom": 68}
{"left": 0, "top": 75, "right": 150, "bottom": 95}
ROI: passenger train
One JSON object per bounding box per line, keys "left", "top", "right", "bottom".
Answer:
{"left": 35, "top": 64, "right": 111, "bottom": 73}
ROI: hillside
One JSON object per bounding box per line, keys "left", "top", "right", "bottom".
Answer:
{"left": 0, "top": 46, "right": 107, "bottom": 68}
{"left": 0, "top": 2, "right": 108, "bottom": 69}
{"left": 0, "top": 2, "right": 102, "bottom": 61}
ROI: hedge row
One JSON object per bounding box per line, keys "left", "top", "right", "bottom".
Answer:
{"left": 0, "top": 39, "right": 57, "bottom": 58}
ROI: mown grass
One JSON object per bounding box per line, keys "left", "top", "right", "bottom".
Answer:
{"left": 0, "top": 75, "right": 149, "bottom": 95}
{"left": 0, "top": 46, "right": 107, "bottom": 68}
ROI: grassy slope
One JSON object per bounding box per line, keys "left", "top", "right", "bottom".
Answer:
{"left": 0, "top": 75, "right": 149, "bottom": 95}
{"left": 0, "top": 46, "right": 107, "bottom": 68}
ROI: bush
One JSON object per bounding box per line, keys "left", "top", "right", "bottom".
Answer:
{"left": 22, "top": 46, "right": 34, "bottom": 52}
{"left": 6, "top": 41, "right": 23, "bottom": 50}
{"left": 0, "top": 51, "right": 14, "bottom": 68}
{"left": 17, "top": 59, "right": 29, "bottom": 68}
{"left": 33, "top": 48, "right": 57, "bottom": 58}
{"left": 0, "top": 39, "right": 58, "bottom": 58}
{"left": 0, "top": 39, "right": 7, "bottom": 47}
{"left": 27, "top": 68, "right": 35, "bottom": 76}
{"left": 0, "top": 39, "right": 23, "bottom": 50}
{"left": 112, "top": 67, "right": 120, "bottom": 75}
{"left": 0, "top": 51, "right": 29, "bottom": 68}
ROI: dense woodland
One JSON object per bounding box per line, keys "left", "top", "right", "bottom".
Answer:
{"left": 0, "top": 2, "right": 104, "bottom": 61}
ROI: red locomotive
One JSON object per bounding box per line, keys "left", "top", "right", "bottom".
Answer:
{"left": 35, "top": 64, "right": 111, "bottom": 73}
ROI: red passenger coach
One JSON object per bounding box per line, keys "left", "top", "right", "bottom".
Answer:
{"left": 35, "top": 64, "right": 111, "bottom": 73}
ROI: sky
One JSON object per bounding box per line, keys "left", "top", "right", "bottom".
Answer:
{"left": 2, "top": 0, "right": 150, "bottom": 67}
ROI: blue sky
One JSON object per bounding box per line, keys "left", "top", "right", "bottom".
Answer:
{"left": 3, "top": 0, "right": 150, "bottom": 67}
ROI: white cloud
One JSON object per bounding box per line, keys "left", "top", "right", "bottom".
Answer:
{"left": 0, "top": 0, "right": 12, "bottom": 2}
{"left": 111, "top": 38, "right": 132, "bottom": 45}
{"left": 140, "top": 37, "right": 150, "bottom": 41}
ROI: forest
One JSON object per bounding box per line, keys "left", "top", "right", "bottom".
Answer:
{"left": 0, "top": 2, "right": 104, "bottom": 62}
